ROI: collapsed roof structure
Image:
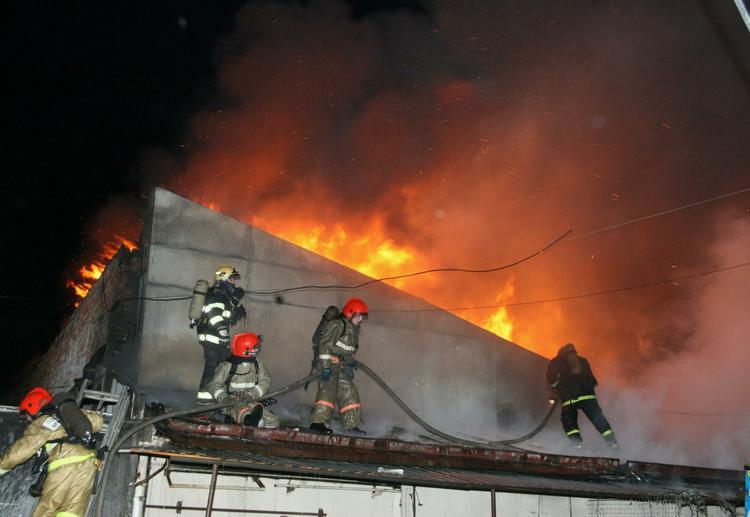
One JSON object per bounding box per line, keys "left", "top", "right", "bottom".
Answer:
{"left": 0, "top": 187, "right": 743, "bottom": 516}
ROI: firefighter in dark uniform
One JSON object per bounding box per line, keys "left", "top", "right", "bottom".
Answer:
{"left": 0, "top": 387, "right": 103, "bottom": 517}
{"left": 196, "top": 265, "right": 247, "bottom": 401}
{"left": 546, "top": 343, "right": 619, "bottom": 449}
{"left": 309, "top": 297, "right": 368, "bottom": 435}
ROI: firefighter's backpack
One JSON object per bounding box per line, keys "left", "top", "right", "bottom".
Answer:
{"left": 311, "top": 305, "right": 343, "bottom": 351}
{"left": 188, "top": 279, "right": 210, "bottom": 325}
{"left": 41, "top": 393, "right": 96, "bottom": 448}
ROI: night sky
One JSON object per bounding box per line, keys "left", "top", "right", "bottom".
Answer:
{"left": 3, "top": 2, "right": 247, "bottom": 391}
{"left": 1, "top": 0, "right": 438, "bottom": 395}
{"left": 3, "top": 0, "right": 749, "bottom": 466}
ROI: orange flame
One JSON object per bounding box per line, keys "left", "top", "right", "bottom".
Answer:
{"left": 258, "top": 217, "right": 519, "bottom": 340}
{"left": 266, "top": 219, "right": 418, "bottom": 289}
{"left": 480, "top": 280, "right": 515, "bottom": 341}
{"left": 66, "top": 236, "right": 138, "bottom": 306}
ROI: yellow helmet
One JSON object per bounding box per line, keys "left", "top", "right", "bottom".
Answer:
{"left": 215, "top": 265, "right": 240, "bottom": 282}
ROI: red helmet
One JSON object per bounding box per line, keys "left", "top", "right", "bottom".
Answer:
{"left": 232, "top": 332, "right": 262, "bottom": 357}
{"left": 342, "top": 297, "right": 368, "bottom": 321}
{"left": 19, "top": 387, "right": 53, "bottom": 416}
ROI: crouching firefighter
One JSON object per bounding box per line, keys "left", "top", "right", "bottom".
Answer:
{"left": 192, "top": 265, "right": 247, "bottom": 402}
{"left": 309, "top": 297, "right": 368, "bottom": 435}
{"left": 0, "top": 387, "right": 104, "bottom": 517}
{"left": 206, "top": 332, "right": 280, "bottom": 428}
{"left": 546, "top": 343, "right": 619, "bottom": 449}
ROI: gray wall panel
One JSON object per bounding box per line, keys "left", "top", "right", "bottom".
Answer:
{"left": 138, "top": 188, "right": 549, "bottom": 438}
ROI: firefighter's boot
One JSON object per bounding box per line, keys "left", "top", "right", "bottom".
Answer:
{"left": 309, "top": 422, "right": 333, "bottom": 434}
{"left": 242, "top": 405, "right": 263, "bottom": 428}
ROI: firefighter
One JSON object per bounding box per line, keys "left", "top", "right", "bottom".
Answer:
{"left": 546, "top": 343, "right": 619, "bottom": 449}
{"left": 206, "top": 332, "right": 279, "bottom": 428}
{"left": 309, "top": 297, "right": 367, "bottom": 435}
{"left": 0, "top": 387, "right": 103, "bottom": 517}
{"left": 196, "top": 265, "right": 247, "bottom": 401}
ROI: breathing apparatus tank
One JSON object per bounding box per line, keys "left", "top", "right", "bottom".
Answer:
{"left": 188, "top": 279, "right": 210, "bottom": 325}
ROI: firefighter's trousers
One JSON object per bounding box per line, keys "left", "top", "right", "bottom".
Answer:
{"left": 33, "top": 455, "right": 98, "bottom": 517}
{"left": 310, "top": 367, "right": 363, "bottom": 429}
{"left": 198, "top": 342, "right": 230, "bottom": 392}
{"left": 560, "top": 397, "right": 614, "bottom": 443}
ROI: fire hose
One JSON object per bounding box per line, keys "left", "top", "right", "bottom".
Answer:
{"left": 95, "top": 362, "right": 557, "bottom": 517}
{"left": 356, "top": 361, "right": 559, "bottom": 447}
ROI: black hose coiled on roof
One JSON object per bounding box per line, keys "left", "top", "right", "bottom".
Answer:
{"left": 357, "top": 361, "right": 557, "bottom": 448}
{"left": 95, "top": 363, "right": 556, "bottom": 517}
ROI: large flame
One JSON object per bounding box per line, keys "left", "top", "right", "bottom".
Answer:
{"left": 266, "top": 219, "right": 419, "bottom": 290}
{"left": 481, "top": 280, "right": 515, "bottom": 341}
{"left": 254, "top": 217, "right": 519, "bottom": 340}
{"left": 66, "top": 236, "right": 138, "bottom": 306}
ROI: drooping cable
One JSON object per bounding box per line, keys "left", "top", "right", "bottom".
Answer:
{"left": 369, "top": 260, "right": 750, "bottom": 313}
{"left": 567, "top": 186, "right": 750, "bottom": 241}
{"left": 245, "top": 229, "right": 571, "bottom": 295}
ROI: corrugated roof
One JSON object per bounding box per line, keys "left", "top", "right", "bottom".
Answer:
{"left": 137, "top": 418, "right": 743, "bottom": 506}
{"left": 126, "top": 445, "right": 742, "bottom": 505}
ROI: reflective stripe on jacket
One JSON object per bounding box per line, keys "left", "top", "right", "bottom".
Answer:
{"left": 206, "top": 358, "right": 271, "bottom": 401}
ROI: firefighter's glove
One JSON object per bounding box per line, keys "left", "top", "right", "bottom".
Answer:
{"left": 96, "top": 446, "right": 109, "bottom": 461}
{"left": 218, "top": 328, "right": 230, "bottom": 347}
{"left": 232, "top": 286, "right": 245, "bottom": 302}
{"left": 216, "top": 392, "right": 231, "bottom": 405}
{"left": 189, "top": 319, "right": 198, "bottom": 329}
{"left": 345, "top": 361, "right": 358, "bottom": 380}
{"left": 233, "top": 304, "right": 247, "bottom": 321}
{"left": 0, "top": 468, "right": 9, "bottom": 477}
{"left": 320, "top": 367, "right": 332, "bottom": 381}
{"left": 262, "top": 398, "right": 277, "bottom": 407}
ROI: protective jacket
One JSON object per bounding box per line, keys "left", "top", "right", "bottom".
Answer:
{"left": 0, "top": 410, "right": 103, "bottom": 517}
{"left": 196, "top": 282, "right": 243, "bottom": 346}
{"left": 206, "top": 357, "right": 278, "bottom": 427}
{"left": 546, "top": 350, "right": 597, "bottom": 405}
{"left": 310, "top": 317, "right": 363, "bottom": 429}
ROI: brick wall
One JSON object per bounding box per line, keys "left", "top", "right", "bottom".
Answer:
{"left": 19, "top": 246, "right": 142, "bottom": 397}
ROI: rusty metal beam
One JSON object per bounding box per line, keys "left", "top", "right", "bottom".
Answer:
{"left": 626, "top": 461, "right": 743, "bottom": 483}
{"left": 158, "top": 419, "right": 620, "bottom": 477}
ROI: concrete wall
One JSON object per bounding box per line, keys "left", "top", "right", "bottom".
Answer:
{"left": 138, "top": 187, "right": 549, "bottom": 438}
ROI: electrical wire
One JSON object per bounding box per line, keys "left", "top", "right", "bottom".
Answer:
{"left": 369, "top": 260, "right": 750, "bottom": 313}
{"left": 14, "top": 187, "right": 750, "bottom": 305}
{"left": 567, "top": 186, "right": 750, "bottom": 241}
{"left": 246, "top": 229, "right": 572, "bottom": 295}
{"left": 90, "top": 186, "right": 750, "bottom": 301}
{"left": 656, "top": 410, "right": 750, "bottom": 418}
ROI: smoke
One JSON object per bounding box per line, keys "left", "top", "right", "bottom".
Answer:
{"left": 79, "top": 0, "right": 749, "bottom": 463}
{"left": 604, "top": 214, "right": 750, "bottom": 469}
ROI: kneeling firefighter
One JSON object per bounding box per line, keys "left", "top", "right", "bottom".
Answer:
{"left": 0, "top": 387, "right": 104, "bottom": 517}
{"left": 309, "top": 297, "right": 368, "bottom": 435}
{"left": 206, "top": 332, "right": 280, "bottom": 428}
{"left": 546, "top": 343, "right": 618, "bottom": 449}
